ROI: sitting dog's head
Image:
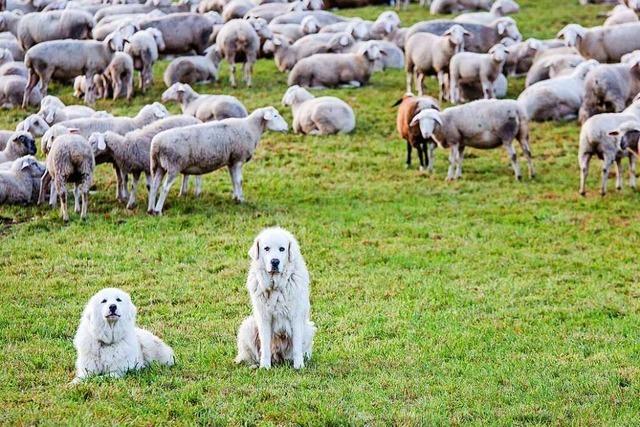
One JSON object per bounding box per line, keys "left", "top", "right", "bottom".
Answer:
{"left": 81, "top": 288, "right": 136, "bottom": 345}
{"left": 249, "top": 227, "right": 301, "bottom": 275}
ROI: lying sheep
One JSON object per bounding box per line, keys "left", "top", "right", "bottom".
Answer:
{"left": 163, "top": 46, "right": 222, "bottom": 87}
{"left": 394, "top": 93, "right": 440, "bottom": 172}
{"left": 270, "top": 16, "right": 320, "bottom": 42}
{"left": 430, "top": 0, "right": 492, "bottom": 14}
{"left": 161, "top": 83, "right": 248, "bottom": 122}
{"left": 558, "top": 23, "right": 640, "bottom": 63}
{"left": 281, "top": 85, "right": 355, "bottom": 135}
{"left": 38, "top": 95, "right": 97, "bottom": 125}
{"left": 578, "top": 99, "right": 640, "bottom": 195}
{"left": 103, "top": 51, "right": 134, "bottom": 101}
{"left": 0, "top": 75, "right": 41, "bottom": 108}
{"left": 244, "top": 1, "right": 304, "bottom": 23}
{"left": 405, "top": 18, "right": 521, "bottom": 53}
{"left": 404, "top": 24, "right": 469, "bottom": 99}
{"left": 147, "top": 106, "right": 288, "bottom": 215}
{"left": 410, "top": 100, "right": 534, "bottom": 180}
{"left": 449, "top": 44, "right": 509, "bottom": 104}
{"left": 87, "top": 115, "right": 201, "bottom": 209}
{"left": 124, "top": 28, "right": 164, "bottom": 92}
{"left": 16, "top": 114, "right": 50, "bottom": 137}
{"left": 270, "top": 11, "right": 346, "bottom": 27}
{"left": 0, "top": 48, "right": 25, "bottom": 77}
{"left": 319, "top": 17, "right": 369, "bottom": 41}
{"left": 525, "top": 52, "right": 584, "bottom": 87}
{"left": 349, "top": 40, "right": 404, "bottom": 71}
{"left": 17, "top": 9, "right": 94, "bottom": 51}
{"left": 138, "top": 12, "right": 214, "bottom": 55}
{"left": 22, "top": 32, "right": 125, "bottom": 107}
{"left": 604, "top": 5, "right": 638, "bottom": 27}
{"left": 288, "top": 42, "right": 381, "bottom": 88}
{"left": 453, "top": 0, "right": 520, "bottom": 25}
{"left": 92, "top": 20, "right": 140, "bottom": 41}
{"left": 518, "top": 60, "right": 599, "bottom": 121}
{"left": 216, "top": 17, "right": 273, "bottom": 87}
{"left": 0, "top": 11, "right": 22, "bottom": 37}
{"left": 264, "top": 32, "right": 353, "bottom": 72}
{"left": 504, "top": 38, "right": 542, "bottom": 76}
{"left": 0, "top": 130, "right": 35, "bottom": 163}
{"left": 222, "top": 0, "right": 253, "bottom": 22}
{"left": 0, "top": 155, "right": 45, "bottom": 205}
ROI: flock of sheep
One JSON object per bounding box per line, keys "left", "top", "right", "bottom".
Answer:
{"left": 0, "top": 0, "right": 637, "bottom": 221}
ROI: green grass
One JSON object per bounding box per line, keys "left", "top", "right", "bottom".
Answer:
{"left": 2, "top": 0, "right": 639, "bottom": 424}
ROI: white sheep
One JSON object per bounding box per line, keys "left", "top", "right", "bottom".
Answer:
{"left": 0, "top": 155, "right": 45, "bottom": 205}
{"left": 453, "top": 0, "right": 520, "bottom": 25}
{"left": 124, "top": 28, "right": 164, "bottom": 92}
{"left": 604, "top": 5, "right": 639, "bottom": 27}
{"left": 37, "top": 95, "right": 97, "bottom": 125}
{"left": 0, "top": 131, "right": 36, "bottom": 163}
{"left": 147, "top": 106, "right": 288, "bottom": 215}
{"left": 449, "top": 43, "right": 509, "bottom": 104}
{"left": 163, "top": 46, "right": 222, "bottom": 87}
{"left": 161, "top": 83, "right": 248, "bottom": 122}
{"left": 557, "top": 23, "right": 640, "bottom": 63}
{"left": 16, "top": 114, "right": 50, "bottom": 137}
{"left": 281, "top": 85, "right": 355, "bottom": 135}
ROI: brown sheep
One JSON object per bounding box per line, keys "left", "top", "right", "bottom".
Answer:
{"left": 394, "top": 93, "right": 439, "bottom": 172}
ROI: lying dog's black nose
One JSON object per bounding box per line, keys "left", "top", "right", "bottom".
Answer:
{"left": 109, "top": 304, "right": 117, "bottom": 313}
{"left": 270, "top": 259, "right": 280, "bottom": 268}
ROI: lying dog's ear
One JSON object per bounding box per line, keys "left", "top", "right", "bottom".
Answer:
{"left": 248, "top": 238, "right": 259, "bottom": 261}
{"left": 287, "top": 238, "right": 299, "bottom": 263}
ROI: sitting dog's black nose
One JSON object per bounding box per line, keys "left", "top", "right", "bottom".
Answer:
{"left": 109, "top": 304, "right": 117, "bottom": 313}
{"left": 271, "top": 259, "right": 280, "bottom": 268}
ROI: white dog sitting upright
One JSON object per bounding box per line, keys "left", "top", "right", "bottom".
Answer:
{"left": 236, "top": 227, "right": 316, "bottom": 369}
{"left": 72, "top": 288, "right": 175, "bottom": 383}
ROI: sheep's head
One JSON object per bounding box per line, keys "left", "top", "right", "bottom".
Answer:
{"left": 260, "top": 107, "right": 288, "bottom": 132}
{"left": 262, "top": 34, "right": 288, "bottom": 54}
{"left": 161, "top": 83, "right": 193, "bottom": 104}
{"left": 410, "top": 109, "right": 443, "bottom": 140}
{"left": 373, "top": 11, "right": 400, "bottom": 35}
{"left": 358, "top": 41, "right": 382, "bottom": 62}
{"left": 13, "top": 155, "right": 45, "bottom": 179}
{"left": 491, "top": 0, "right": 520, "bottom": 16}
{"left": 492, "top": 17, "right": 521, "bottom": 42}
{"left": 17, "top": 114, "right": 50, "bottom": 137}
{"left": 204, "top": 45, "right": 222, "bottom": 66}
{"left": 346, "top": 18, "right": 369, "bottom": 40}
{"left": 282, "top": 85, "right": 313, "bottom": 106}
{"left": 557, "top": 24, "right": 586, "bottom": 48}
{"left": 8, "top": 131, "right": 37, "bottom": 156}
{"left": 104, "top": 31, "right": 126, "bottom": 52}
{"left": 301, "top": 16, "right": 319, "bottom": 34}
{"left": 41, "top": 125, "right": 73, "bottom": 154}
{"left": 328, "top": 32, "right": 354, "bottom": 51}
{"left": 88, "top": 132, "right": 108, "bottom": 156}
{"left": 248, "top": 17, "right": 273, "bottom": 40}
{"left": 489, "top": 44, "right": 509, "bottom": 63}
{"left": 147, "top": 28, "right": 166, "bottom": 52}
{"left": 0, "top": 47, "right": 12, "bottom": 66}
{"left": 444, "top": 25, "right": 471, "bottom": 51}
{"left": 117, "top": 23, "right": 139, "bottom": 40}
{"left": 609, "top": 121, "right": 640, "bottom": 152}
{"left": 144, "top": 102, "right": 170, "bottom": 119}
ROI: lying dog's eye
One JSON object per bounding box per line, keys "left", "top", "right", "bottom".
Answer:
{"left": 264, "top": 247, "right": 270, "bottom": 252}
{"left": 101, "top": 299, "right": 107, "bottom": 304}
{"left": 279, "top": 247, "right": 285, "bottom": 252}
{"left": 116, "top": 298, "right": 122, "bottom": 302}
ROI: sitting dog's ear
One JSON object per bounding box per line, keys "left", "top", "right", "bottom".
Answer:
{"left": 248, "top": 238, "right": 260, "bottom": 261}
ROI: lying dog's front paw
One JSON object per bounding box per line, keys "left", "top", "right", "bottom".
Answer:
{"left": 293, "top": 359, "right": 304, "bottom": 370}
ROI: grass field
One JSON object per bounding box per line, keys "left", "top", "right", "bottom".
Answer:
{"left": 3, "top": 0, "right": 640, "bottom": 424}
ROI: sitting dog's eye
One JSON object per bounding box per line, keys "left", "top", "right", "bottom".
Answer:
{"left": 116, "top": 298, "right": 122, "bottom": 302}
{"left": 101, "top": 299, "right": 107, "bottom": 303}
{"left": 279, "top": 247, "right": 285, "bottom": 252}
{"left": 264, "top": 247, "right": 270, "bottom": 252}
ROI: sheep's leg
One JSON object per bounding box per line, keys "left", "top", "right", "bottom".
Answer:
{"left": 504, "top": 142, "right": 521, "bottom": 180}
{"left": 56, "top": 178, "right": 69, "bottom": 222}
{"left": 126, "top": 75, "right": 133, "bottom": 101}
{"left": 147, "top": 168, "right": 165, "bottom": 214}
{"left": 38, "top": 170, "right": 51, "bottom": 205}
{"left": 406, "top": 141, "right": 412, "bottom": 168}
{"left": 22, "top": 69, "right": 40, "bottom": 109}
{"left": 115, "top": 166, "right": 127, "bottom": 202}
{"left": 437, "top": 70, "right": 446, "bottom": 102}
{"left": 517, "top": 134, "right": 535, "bottom": 179}
{"left": 228, "top": 58, "right": 237, "bottom": 88}
{"left": 446, "top": 147, "right": 459, "bottom": 181}
{"left": 629, "top": 154, "right": 637, "bottom": 190}
{"left": 481, "top": 78, "right": 493, "bottom": 99}
{"left": 49, "top": 183, "right": 57, "bottom": 207}
{"left": 243, "top": 60, "right": 254, "bottom": 87}
{"left": 455, "top": 145, "right": 465, "bottom": 179}
{"left": 179, "top": 174, "right": 189, "bottom": 197}
{"left": 600, "top": 154, "right": 615, "bottom": 196}
{"left": 579, "top": 152, "right": 591, "bottom": 196}
{"left": 449, "top": 75, "right": 459, "bottom": 104}
{"left": 195, "top": 176, "right": 202, "bottom": 197}
{"left": 416, "top": 73, "right": 425, "bottom": 97}
{"left": 84, "top": 72, "right": 96, "bottom": 106}
{"left": 126, "top": 172, "right": 140, "bottom": 209}
{"left": 154, "top": 171, "right": 178, "bottom": 215}
{"left": 80, "top": 177, "right": 90, "bottom": 220}
{"left": 145, "top": 173, "right": 151, "bottom": 191}
{"left": 229, "top": 162, "right": 244, "bottom": 203}
{"left": 73, "top": 184, "right": 80, "bottom": 214}
{"left": 417, "top": 143, "right": 426, "bottom": 172}
{"left": 426, "top": 141, "right": 435, "bottom": 174}
{"left": 138, "top": 70, "right": 144, "bottom": 92}
{"left": 405, "top": 70, "right": 412, "bottom": 93}
{"left": 615, "top": 157, "right": 623, "bottom": 191}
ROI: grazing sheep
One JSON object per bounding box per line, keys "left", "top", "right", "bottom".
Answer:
{"left": 410, "top": 100, "right": 534, "bottom": 180}
{"left": 287, "top": 41, "right": 381, "bottom": 88}
{"left": 87, "top": 115, "right": 201, "bottom": 209}
{"left": 0, "top": 130, "right": 36, "bottom": 163}
{"left": 264, "top": 32, "right": 353, "bottom": 72}
{"left": 0, "top": 75, "right": 41, "bottom": 108}
{"left": 270, "top": 10, "right": 346, "bottom": 27}
{"left": 103, "top": 51, "right": 134, "bottom": 101}
{"left": 504, "top": 38, "right": 542, "bottom": 76}
{"left": 405, "top": 18, "right": 521, "bottom": 53}
{"left": 147, "top": 106, "right": 288, "bottom": 215}
{"left": 22, "top": 33, "right": 125, "bottom": 107}
{"left": 578, "top": 100, "right": 640, "bottom": 195}
{"left": 269, "top": 16, "right": 320, "bottom": 42}
{"left": 161, "top": 83, "right": 248, "bottom": 122}
{"left": 138, "top": 12, "right": 215, "bottom": 55}
{"left": 163, "top": 45, "right": 222, "bottom": 87}
{"left": 124, "top": 28, "right": 164, "bottom": 92}
{"left": 579, "top": 61, "right": 640, "bottom": 123}
{"left": 394, "top": 93, "right": 440, "bottom": 171}
{"left": 38, "top": 95, "right": 97, "bottom": 125}
{"left": 604, "top": 5, "right": 638, "bottom": 27}
{"left": 557, "top": 23, "right": 640, "bottom": 63}
{"left": 449, "top": 44, "right": 509, "bottom": 104}
{"left": 517, "top": 59, "right": 599, "bottom": 121}
{"left": 16, "top": 9, "right": 94, "bottom": 50}
{"left": 216, "top": 17, "right": 273, "bottom": 87}
{"left": 16, "top": 114, "right": 50, "bottom": 136}
{"left": 404, "top": 24, "right": 469, "bottom": 99}
{"left": 281, "top": 85, "right": 355, "bottom": 135}
{"left": 0, "top": 155, "right": 45, "bottom": 205}
{"left": 453, "top": 0, "right": 520, "bottom": 25}
{"left": 430, "top": 0, "right": 492, "bottom": 14}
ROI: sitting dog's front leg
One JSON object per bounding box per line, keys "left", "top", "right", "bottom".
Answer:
{"left": 257, "top": 316, "right": 272, "bottom": 369}
{"left": 291, "top": 318, "right": 304, "bottom": 370}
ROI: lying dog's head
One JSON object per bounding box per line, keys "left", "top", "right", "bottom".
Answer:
{"left": 81, "top": 288, "right": 136, "bottom": 345}
{"left": 248, "top": 227, "right": 301, "bottom": 275}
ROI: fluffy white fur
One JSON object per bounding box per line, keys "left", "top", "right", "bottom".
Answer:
{"left": 72, "top": 288, "right": 174, "bottom": 383}
{"left": 235, "top": 227, "right": 316, "bottom": 369}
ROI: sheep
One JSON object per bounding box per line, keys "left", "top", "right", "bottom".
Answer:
{"left": 410, "top": 100, "right": 534, "bottom": 181}
{"left": 264, "top": 32, "right": 354, "bottom": 72}
{"left": 161, "top": 83, "right": 248, "bottom": 122}
{"left": 0, "top": 130, "right": 13, "bottom": 150}
{"left": 39, "top": 131, "right": 95, "bottom": 221}
{"left": 557, "top": 23, "right": 640, "bottom": 63}
{"left": 517, "top": 59, "right": 599, "bottom": 122}
{"left": 87, "top": 115, "right": 201, "bottom": 209}
{"left": 578, "top": 99, "right": 640, "bottom": 195}
{"left": 222, "top": 0, "right": 253, "bottom": 22}
{"left": 0, "top": 130, "right": 36, "bottom": 163}
{"left": 394, "top": 93, "right": 440, "bottom": 172}
{"left": 103, "top": 51, "right": 134, "bottom": 101}
{"left": 405, "top": 17, "right": 521, "bottom": 53}
{"left": 287, "top": 41, "right": 381, "bottom": 89}
{"left": 0, "top": 36, "right": 23, "bottom": 61}
{"left": 244, "top": 1, "right": 304, "bottom": 23}
{"left": 216, "top": 17, "right": 273, "bottom": 87}
{"left": 456, "top": 72, "right": 508, "bottom": 102}
{"left": 138, "top": 12, "right": 215, "bottom": 55}
{"left": 92, "top": 20, "right": 141, "bottom": 41}
{"left": 147, "top": 106, "right": 288, "bottom": 215}
{"left": 578, "top": 60, "right": 640, "bottom": 123}
{"left": 269, "top": 16, "right": 319, "bottom": 42}
{"left": 369, "top": 11, "right": 401, "bottom": 40}
{"left": 453, "top": 0, "right": 520, "bottom": 25}
{"left": 270, "top": 10, "right": 346, "bottom": 27}
{"left": 1, "top": 75, "right": 41, "bottom": 108}
{"left": 93, "top": 0, "right": 186, "bottom": 22}
{"left": 349, "top": 40, "right": 404, "bottom": 71}
{"left": 0, "top": 155, "right": 45, "bottom": 205}
{"left": 0, "top": 10, "right": 21, "bottom": 37}
{"left": 124, "top": 28, "right": 164, "bottom": 92}
{"left": 37, "top": 95, "right": 97, "bottom": 125}
{"left": 449, "top": 43, "right": 509, "bottom": 104}
{"left": 0, "top": 47, "right": 25, "bottom": 77}
{"left": 22, "top": 32, "right": 125, "bottom": 107}
{"left": 525, "top": 52, "right": 584, "bottom": 87}
{"left": 198, "top": 0, "right": 229, "bottom": 13}
{"left": 430, "top": 0, "right": 493, "bottom": 15}
{"left": 16, "top": 9, "right": 94, "bottom": 51}
{"left": 404, "top": 24, "right": 470, "bottom": 100}
{"left": 163, "top": 45, "right": 222, "bottom": 87}
{"left": 504, "top": 38, "right": 543, "bottom": 76}
{"left": 318, "top": 17, "right": 369, "bottom": 41}
{"left": 281, "top": 85, "right": 355, "bottom": 135}
{"left": 16, "top": 114, "right": 50, "bottom": 136}
{"left": 604, "top": 5, "right": 638, "bottom": 27}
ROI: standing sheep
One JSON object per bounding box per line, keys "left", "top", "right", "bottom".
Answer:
{"left": 103, "top": 51, "right": 134, "bottom": 101}
{"left": 124, "top": 28, "right": 164, "bottom": 92}
{"left": 163, "top": 45, "right": 222, "bottom": 87}
{"left": 449, "top": 44, "right": 509, "bottom": 104}
{"left": 557, "top": 23, "right": 640, "bottom": 63}
{"left": 161, "top": 83, "right": 248, "bottom": 122}
{"left": 138, "top": 12, "right": 215, "bottom": 55}
{"left": 394, "top": 93, "right": 440, "bottom": 172}
{"left": 0, "top": 155, "right": 45, "bottom": 205}
{"left": 17, "top": 9, "right": 94, "bottom": 50}
{"left": 147, "top": 106, "right": 288, "bottom": 215}
{"left": 281, "top": 85, "right": 356, "bottom": 135}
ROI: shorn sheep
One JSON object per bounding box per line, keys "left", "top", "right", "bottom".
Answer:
{"left": 147, "top": 106, "right": 288, "bottom": 215}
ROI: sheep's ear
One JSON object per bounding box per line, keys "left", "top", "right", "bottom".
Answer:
{"left": 609, "top": 130, "right": 620, "bottom": 136}
{"left": 97, "top": 135, "right": 106, "bottom": 151}
{"left": 45, "top": 109, "right": 55, "bottom": 124}
{"left": 248, "top": 239, "right": 259, "bottom": 260}
{"left": 339, "top": 35, "right": 349, "bottom": 46}
{"left": 263, "top": 109, "right": 274, "bottom": 121}
{"left": 463, "top": 29, "right": 472, "bottom": 37}
{"left": 391, "top": 98, "right": 403, "bottom": 107}
{"left": 273, "top": 37, "right": 282, "bottom": 46}
{"left": 21, "top": 159, "right": 31, "bottom": 170}
{"left": 497, "top": 21, "right": 506, "bottom": 34}
{"left": 409, "top": 115, "right": 421, "bottom": 127}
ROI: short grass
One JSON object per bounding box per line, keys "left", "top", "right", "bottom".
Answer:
{"left": 2, "top": 0, "right": 639, "bottom": 424}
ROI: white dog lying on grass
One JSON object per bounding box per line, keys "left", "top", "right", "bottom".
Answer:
{"left": 72, "top": 288, "right": 174, "bottom": 383}
{"left": 235, "top": 227, "right": 316, "bottom": 369}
